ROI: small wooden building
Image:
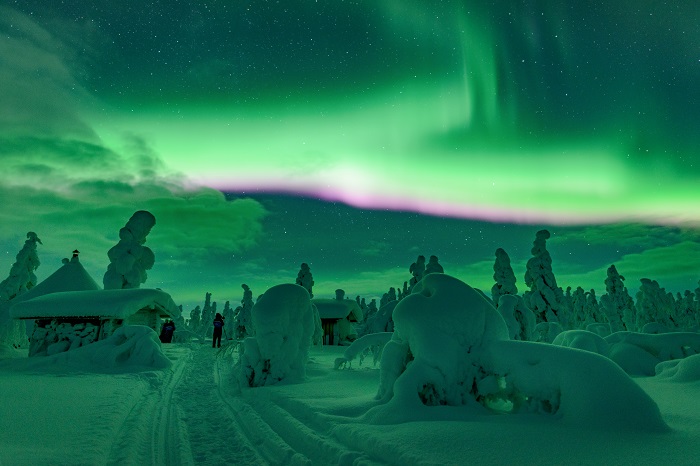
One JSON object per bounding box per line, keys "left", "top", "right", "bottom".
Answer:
{"left": 312, "top": 298, "right": 363, "bottom": 345}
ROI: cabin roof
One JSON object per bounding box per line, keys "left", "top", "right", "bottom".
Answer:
{"left": 312, "top": 298, "right": 363, "bottom": 322}
{"left": 10, "top": 288, "right": 179, "bottom": 320}
{"left": 11, "top": 256, "right": 100, "bottom": 305}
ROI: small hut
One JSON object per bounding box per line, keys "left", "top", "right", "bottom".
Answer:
{"left": 9, "top": 252, "right": 179, "bottom": 356}
{"left": 11, "top": 288, "right": 179, "bottom": 356}
{"left": 312, "top": 298, "right": 363, "bottom": 345}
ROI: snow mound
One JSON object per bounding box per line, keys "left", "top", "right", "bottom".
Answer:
{"left": 656, "top": 354, "right": 700, "bottom": 382}
{"left": 497, "top": 294, "right": 535, "bottom": 341}
{"left": 553, "top": 330, "right": 610, "bottom": 357}
{"left": 238, "top": 284, "right": 314, "bottom": 386}
{"left": 25, "top": 325, "right": 171, "bottom": 372}
{"left": 486, "top": 340, "right": 668, "bottom": 432}
{"left": 605, "top": 331, "right": 700, "bottom": 376}
{"left": 369, "top": 274, "right": 668, "bottom": 432}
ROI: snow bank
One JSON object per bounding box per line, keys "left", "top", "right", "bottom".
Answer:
{"left": 605, "top": 331, "right": 700, "bottom": 376}
{"left": 25, "top": 325, "right": 171, "bottom": 371}
{"left": 497, "top": 294, "right": 535, "bottom": 341}
{"left": 656, "top": 354, "right": 700, "bottom": 382}
{"left": 553, "top": 330, "right": 610, "bottom": 357}
{"left": 238, "top": 284, "right": 314, "bottom": 386}
{"left": 486, "top": 340, "right": 667, "bottom": 431}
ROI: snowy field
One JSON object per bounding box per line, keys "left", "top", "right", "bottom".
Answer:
{"left": 2, "top": 341, "right": 700, "bottom": 466}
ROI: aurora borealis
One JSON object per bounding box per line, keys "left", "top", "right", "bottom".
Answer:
{"left": 1, "top": 1, "right": 699, "bottom": 307}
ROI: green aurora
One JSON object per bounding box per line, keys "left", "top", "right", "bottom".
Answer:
{"left": 0, "top": 1, "right": 698, "bottom": 307}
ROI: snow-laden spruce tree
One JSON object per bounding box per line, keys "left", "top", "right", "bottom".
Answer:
{"left": 199, "top": 292, "right": 214, "bottom": 336}
{"left": 425, "top": 255, "right": 444, "bottom": 275}
{"left": 237, "top": 284, "right": 314, "bottom": 387}
{"left": 188, "top": 306, "right": 201, "bottom": 333}
{"left": 0, "top": 232, "right": 42, "bottom": 348}
{"left": 380, "top": 287, "right": 397, "bottom": 309}
{"left": 491, "top": 248, "right": 517, "bottom": 308}
{"left": 570, "top": 286, "right": 587, "bottom": 328}
{"left": 408, "top": 255, "right": 426, "bottom": 291}
{"left": 295, "top": 263, "right": 314, "bottom": 299}
{"left": 103, "top": 210, "right": 156, "bottom": 289}
{"left": 335, "top": 289, "right": 345, "bottom": 300}
{"left": 523, "top": 230, "right": 565, "bottom": 324}
{"left": 233, "top": 284, "right": 254, "bottom": 340}
{"left": 0, "top": 232, "right": 42, "bottom": 301}
{"left": 497, "top": 294, "right": 535, "bottom": 341}
{"left": 635, "top": 278, "right": 675, "bottom": 332}
{"left": 599, "top": 265, "right": 634, "bottom": 332}
{"left": 222, "top": 301, "right": 235, "bottom": 339}
{"left": 674, "top": 290, "right": 697, "bottom": 331}
{"left": 583, "top": 289, "right": 604, "bottom": 328}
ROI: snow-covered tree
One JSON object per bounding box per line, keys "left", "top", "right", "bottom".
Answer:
{"left": 233, "top": 284, "right": 254, "bottom": 340}
{"left": 296, "top": 263, "right": 314, "bottom": 299}
{"left": 635, "top": 278, "right": 675, "bottom": 332}
{"left": 0, "top": 232, "right": 42, "bottom": 301}
{"left": 674, "top": 290, "right": 696, "bottom": 331}
{"left": 188, "top": 306, "right": 201, "bottom": 332}
{"left": 570, "top": 286, "right": 587, "bottom": 328}
{"left": 497, "top": 294, "right": 535, "bottom": 341}
{"left": 584, "top": 289, "right": 603, "bottom": 328}
{"left": 425, "top": 255, "right": 444, "bottom": 275}
{"left": 335, "top": 289, "right": 345, "bottom": 300}
{"left": 103, "top": 210, "right": 156, "bottom": 289}
{"left": 491, "top": 248, "right": 517, "bottom": 308}
{"left": 523, "top": 230, "right": 565, "bottom": 324}
{"left": 237, "top": 284, "right": 314, "bottom": 387}
{"left": 222, "top": 301, "right": 235, "bottom": 339}
{"left": 380, "top": 287, "right": 397, "bottom": 309}
{"left": 200, "top": 292, "right": 214, "bottom": 337}
{"left": 408, "top": 255, "right": 426, "bottom": 291}
{"left": 599, "top": 265, "right": 634, "bottom": 332}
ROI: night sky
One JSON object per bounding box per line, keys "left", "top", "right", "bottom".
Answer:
{"left": 1, "top": 1, "right": 699, "bottom": 309}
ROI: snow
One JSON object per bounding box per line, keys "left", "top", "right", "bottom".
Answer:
{"left": 10, "top": 288, "right": 179, "bottom": 320}
{"left": 313, "top": 298, "right": 363, "bottom": 321}
{"left": 237, "top": 283, "right": 315, "bottom": 386}
{"left": 4, "top": 273, "right": 700, "bottom": 464}
{"left": 3, "top": 336, "right": 700, "bottom": 464}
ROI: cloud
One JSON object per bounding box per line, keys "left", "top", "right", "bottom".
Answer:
{"left": 553, "top": 224, "right": 700, "bottom": 249}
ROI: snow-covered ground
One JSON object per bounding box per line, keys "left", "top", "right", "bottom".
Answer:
{"left": 2, "top": 341, "right": 700, "bottom": 465}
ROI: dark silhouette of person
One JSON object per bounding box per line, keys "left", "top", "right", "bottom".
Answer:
{"left": 160, "top": 319, "right": 176, "bottom": 343}
{"left": 213, "top": 313, "right": 224, "bottom": 348}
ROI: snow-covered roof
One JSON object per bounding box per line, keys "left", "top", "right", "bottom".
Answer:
{"left": 11, "top": 256, "right": 100, "bottom": 305}
{"left": 313, "top": 299, "right": 363, "bottom": 322}
{"left": 10, "top": 288, "right": 179, "bottom": 320}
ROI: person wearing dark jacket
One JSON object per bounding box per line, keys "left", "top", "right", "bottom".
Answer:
{"left": 160, "top": 319, "right": 176, "bottom": 343}
{"left": 212, "top": 313, "right": 225, "bottom": 348}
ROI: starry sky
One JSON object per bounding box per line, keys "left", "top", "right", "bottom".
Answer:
{"left": 1, "top": 1, "right": 699, "bottom": 309}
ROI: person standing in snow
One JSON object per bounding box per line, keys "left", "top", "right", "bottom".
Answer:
{"left": 212, "top": 313, "right": 225, "bottom": 348}
{"left": 160, "top": 320, "right": 176, "bottom": 343}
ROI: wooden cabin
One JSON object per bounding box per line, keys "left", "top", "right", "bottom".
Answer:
{"left": 312, "top": 298, "right": 363, "bottom": 345}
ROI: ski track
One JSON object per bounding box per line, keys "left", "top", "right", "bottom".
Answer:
{"left": 107, "top": 344, "right": 386, "bottom": 465}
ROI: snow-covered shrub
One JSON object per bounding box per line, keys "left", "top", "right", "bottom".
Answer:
{"left": 491, "top": 248, "right": 517, "bottom": 307}
{"left": 237, "top": 284, "right": 314, "bottom": 387}
{"left": 334, "top": 332, "right": 393, "bottom": 369}
{"left": 103, "top": 211, "right": 156, "bottom": 289}
{"left": 497, "top": 294, "right": 534, "bottom": 341}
